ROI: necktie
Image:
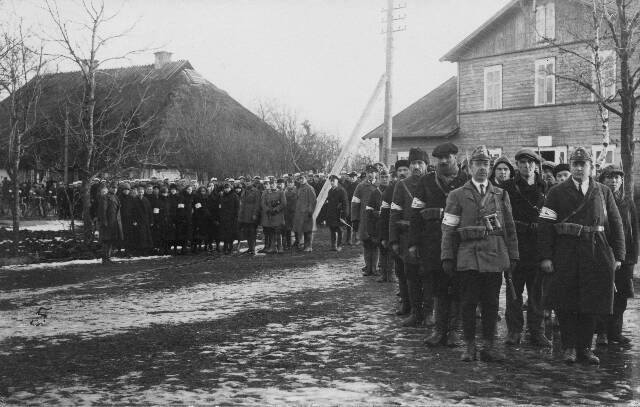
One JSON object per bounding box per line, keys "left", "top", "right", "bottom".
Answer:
{"left": 480, "top": 184, "right": 485, "bottom": 196}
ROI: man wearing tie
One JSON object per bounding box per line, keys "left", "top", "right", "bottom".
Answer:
{"left": 441, "top": 145, "right": 519, "bottom": 362}
{"left": 538, "top": 146, "right": 625, "bottom": 365}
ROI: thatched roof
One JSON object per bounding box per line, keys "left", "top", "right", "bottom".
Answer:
{"left": 363, "top": 76, "right": 458, "bottom": 140}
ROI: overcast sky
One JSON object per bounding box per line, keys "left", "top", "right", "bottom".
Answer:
{"left": 9, "top": 0, "right": 511, "bottom": 140}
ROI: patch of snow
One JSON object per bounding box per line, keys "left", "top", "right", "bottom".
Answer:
{"left": 0, "top": 220, "right": 83, "bottom": 232}
{"left": 1, "top": 255, "right": 170, "bottom": 271}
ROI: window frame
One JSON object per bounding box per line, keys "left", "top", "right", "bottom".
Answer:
{"left": 535, "top": 57, "right": 556, "bottom": 106}
{"left": 484, "top": 65, "right": 503, "bottom": 110}
{"left": 535, "top": 2, "right": 555, "bottom": 42}
{"left": 592, "top": 144, "right": 617, "bottom": 166}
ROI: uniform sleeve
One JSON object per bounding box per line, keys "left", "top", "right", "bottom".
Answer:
{"left": 339, "top": 187, "right": 349, "bottom": 219}
{"left": 441, "top": 190, "right": 461, "bottom": 261}
{"left": 501, "top": 190, "right": 519, "bottom": 261}
{"left": 605, "top": 187, "right": 625, "bottom": 262}
{"left": 367, "top": 191, "right": 381, "bottom": 241}
{"left": 628, "top": 199, "right": 639, "bottom": 264}
{"left": 409, "top": 177, "right": 427, "bottom": 247}
{"left": 351, "top": 183, "right": 363, "bottom": 222}
{"left": 389, "top": 182, "right": 404, "bottom": 244}
{"left": 537, "top": 186, "right": 559, "bottom": 261}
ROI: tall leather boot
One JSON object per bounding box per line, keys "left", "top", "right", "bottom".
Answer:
{"left": 479, "top": 338, "right": 505, "bottom": 362}
{"left": 402, "top": 279, "right": 423, "bottom": 327}
{"left": 424, "top": 297, "right": 448, "bottom": 347}
{"left": 446, "top": 300, "right": 461, "bottom": 347}
{"left": 303, "top": 232, "right": 313, "bottom": 252}
{"left": 275, "top": 231, "right": 283, "bottom": 254}
{"left": 461, "top": 339, "right": 477, "bottom": 361}
{"left": 423, "top": 296, "right": 435, "bottom": 327}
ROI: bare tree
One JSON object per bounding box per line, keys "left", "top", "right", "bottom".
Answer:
{"left": 44, "top": 0, "right": 148, "bottom": 240}
{"left": 532, "top": 0, "right": 640, "bottom": 198}
{"left": 0, "top": 23, "right": 45, "bottom": 255}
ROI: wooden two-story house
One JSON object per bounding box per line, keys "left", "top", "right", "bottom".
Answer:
{"left": 367, "top": 0, "right": 640, "bottom": 193}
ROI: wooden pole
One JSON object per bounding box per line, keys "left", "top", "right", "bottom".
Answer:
{"left": 382, "top": 0, "right": 394, "bottom": 166}
{"left": 312, "top": 74, "right": 387, "bottom": 226}
{"left": 63, "top": 108, "right": 69, "bottom": 185}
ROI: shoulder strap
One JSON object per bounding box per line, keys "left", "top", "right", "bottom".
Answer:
{"left": 513, "top": 182, "right": 540, "bottom": 213}
{"left": 401, "top": 180, "right": 413, "bottom": 200}
{"left": 559, "top": 182, "right": 596, "bottom": 224}
{"left": 433, "top": 174, "right": 450, "bottom": 197}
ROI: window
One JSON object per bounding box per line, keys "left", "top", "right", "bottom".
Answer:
{"left": 535, "top": 2, "right": 555, "bottom": 41}
{"left": 484, "top": 65, "right": 503, "bottom": 110}
{"left": 397, "top": 151, "right": 409, "bottom": 160}
{"left": 592, "top": 144, "right": 616, "bottom": 165}
{"left": 535, "top": 58, "right": 555, "bottom": 106}
{"left": 488, "top": 148, "right": 503, "bottom": 163}
{"left": 593, "top": 50, "right": 616, "bottom": 100}
{"left": 524, "top": 146, "right": 567, "bottom": 164}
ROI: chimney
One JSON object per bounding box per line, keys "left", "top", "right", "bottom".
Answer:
{"left": 154, "top": 51, "right": 172, "bottom": 69}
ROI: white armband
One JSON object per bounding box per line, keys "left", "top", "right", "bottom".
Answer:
{"left": 390, "top": 202, "right": 403, "bottom": 211}
{"left": 351, "top": 196, "right": 361, "bottom": 203}
{"left": 411, "top": 197, "right": 426, "bottom": 209}
{"left": 365, "top": 205, "right": 374, "bottom": 211}
{"left": 381, "top": 201, "right": 390, "bottom": 209}
{"left": 539, "top": 206, "right": 558, "bottom": 221}
{"left": 442, "top": 212, "right": 461, "bottom": 227}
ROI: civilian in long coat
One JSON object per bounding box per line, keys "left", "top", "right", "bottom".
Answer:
{"left": 283, "top": 179, "right": 297, "bottom": 249}
{"left": 237, "top": 180, "right": 262, "bottom": 254}
{"left": 538, "top": 147, "right": 625, "bottom": 365}
{"left": 595, "top": 165, "right": 637, "bottom": 346}
{"left": 175, "top": 186, "right": 194, "bottom": 254}
{"left": 97, "top": 183, "right": 123, "bottom": 263}
{"left": 167, "top": 185, "right": 181, "bottom": 252}
{"left": 293, "top": 175, "right": 317, "bottom": 251}
{"left": 192, "top": 186, "right": 212, "bottom": 253}
{"left": 119, "top": 183, "right": 135, "bottom": 254}
{"left": 261, "top": 180, "right": 287, "bottom": 253}
{"left": 129, "top": 187, "right": 153, "bottom": 254}
{"left": 217, "top": 183, "right": 240, "bottom": 254}
{"left": 157, "top": 187, "right": 174, "bottom": 254}
{"left": 148, "top": 186, "right": 163, "bottom": 252}
{"left": 326, "top": 175, "right": 349, "bottom": 251}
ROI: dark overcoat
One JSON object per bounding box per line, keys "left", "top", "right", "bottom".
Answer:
{"left": 537, "top": 177, "right": 625, "bottom": 314}
{"left": 175, "top": 192, "right": 194, "bottom": 242}
{"left": 410, "top": 170, "right": 468, "bottom": 270}
{"left": 238, "top": 187, "right": 261, "bottom": 224}
{"left": 326, "top": 185, "right": 349, "bottom": 228}
{"left": 501, "top": 174, "right": 547, "bottom": 264}
{"left": 366, "top": 186, "right": 383, "bottom": 242}
{"left": 379, "top": 180, "right": 396, "bottom": 244}
{"left": 120, "top": 194, "right": 135, "bottom": 248}
{"left": 284, "top": 187, "right": 297, "bottom": 230}
{"left": 351, "top": 180, "right": 377, "bottom": 241}
{"left": 389, "top": 175, "right": 422, "bottom": 264}
{"left": 192, "top": 194, "right": 212, "bottom": 242}
{"left": 217, "top": 190, "right": 240, "bottom": 241}
{"left": 293, "top": 183, "right": 316, "bottom": 234}
{"left": 97, "top": 193, "right": 123, "bottom": 243}
{"left": 612, "top": 192, "right": 638, "bottom": 298}
{"left": 131, "top": 196, "right": 153, "bottom": 250}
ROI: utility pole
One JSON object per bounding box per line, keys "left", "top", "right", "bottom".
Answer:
{"left": 63, "top": 107, "right": 69, "bottom": 185}
{"left": 381, "top": 0, "right": 405, "bottom": 166}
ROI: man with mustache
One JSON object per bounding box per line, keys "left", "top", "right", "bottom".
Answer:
{"left": 441, "top": 145, "right": 519, "bottom": 362}
{"left": 538, "top": 147, "right": 625, "bottom": 365}
{"left": 409, "top": 142, "right": 468, "bottom": 347}
{"left": 381, "top": 159, "right": 411, "bottom": 315}
{"left": 390, "top": 147, "right": 430, "bottom": 327}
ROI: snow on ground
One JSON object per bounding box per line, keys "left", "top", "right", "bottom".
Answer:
{"left": 1, "top": 255, "right": 170, "bottom": 271}
{"left": 0, "top": 220, "right": 82, "bottom": 232}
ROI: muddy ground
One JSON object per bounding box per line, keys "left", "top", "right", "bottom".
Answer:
{"left": 0, "top": 232, "right": 639, "bottom": 405}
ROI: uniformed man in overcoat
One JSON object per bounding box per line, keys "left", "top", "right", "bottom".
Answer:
{"left": 441, "top": 145, "right": 519, "bottom": 362}
{"left": 351, "top": 165, "right": 379, "bottom": 275}
{"left": 381, "top": 160, "right": 411, "bottom": 314}
{"left": 538, "top": 147, "right": 625, "bottom": 365}
{"left": 390, "top": 147, "right": 430, "bottom": 327}
{"left": 409, "top": 142, "right": 468, "bottom": 347}
{"left": 501, "top": 149, "right": 552, "bottom": 347}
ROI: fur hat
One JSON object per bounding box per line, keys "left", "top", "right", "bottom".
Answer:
{"left": 394, "top": 159, "right": 410, "bottom": 170}
{"left": 553, "top": 163, "right": 571, "bottom": 177}
{"left": 408, "top": 147, "right": 429, "bottom": 164}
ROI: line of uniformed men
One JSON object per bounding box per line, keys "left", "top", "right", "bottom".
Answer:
{"left": 351, "top": 142, "right": 636, "bottom": 365}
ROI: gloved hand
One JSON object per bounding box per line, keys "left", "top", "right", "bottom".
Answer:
{"left": 615, "top": 261, "right": 622, "bottom": 271}
{"left": 540, "top": 259, "right": 554, "bottom": 274}
{"left": 442, "top": 259, "right": 455, "bottom": 277}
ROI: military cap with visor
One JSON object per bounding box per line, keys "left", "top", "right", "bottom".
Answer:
{"left": 514, "top": 149, "right": 542, "bottom": 163}
{"left": 569, "top": 146, "right": 592, "bottom": 163}
{"left": 470, "top": 145, "right": 491, "bottom": 162}
{"left": 432, "top": 142, "right": 459, "bottom": 158}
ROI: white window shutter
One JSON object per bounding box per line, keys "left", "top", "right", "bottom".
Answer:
{"left": 545, "top": 2, "right": 555, "bottom": 40}
{"left": 535, "top": 5, "right": 546, "bottom": 41}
